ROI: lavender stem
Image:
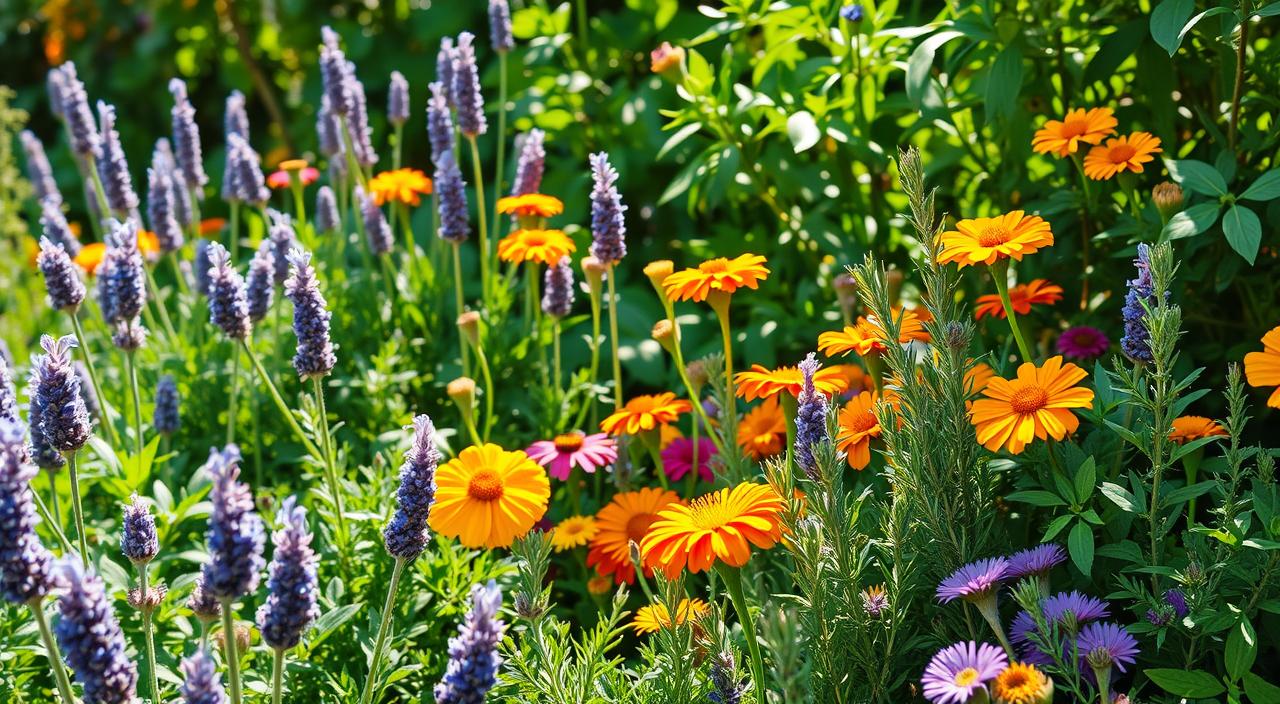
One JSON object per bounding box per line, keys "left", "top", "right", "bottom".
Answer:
{"left": 358, "top": 557, "right": 405, "bottom": 704}
{"left": 70, "top": 311, "right": 117, "bottom": 448}
{"left": 66, "top": 451, "right": 89, "bottom": 567}
{"left": 29, "top": 601, "right": 77, "bottom": 704}
{"left": 465, "top": 136, "right": 491, "bottom": 306}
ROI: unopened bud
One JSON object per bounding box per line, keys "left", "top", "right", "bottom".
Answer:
{"left": 457, "top": 311, "right": 481, "bottom": 348}
{"left": 644, "top": 260, "right": 675, "bottom": 295}
{"left": 1152, "top": 181, "right": 1184, "bottom": 223}
{"left": 652, "top": 319, "right": 676, "bottom": 354}
{"left": 447, "top": 377, "right": 477, "bottom": 409}
{"left": 581, "top": 255, "right": 606, "bottom": 295}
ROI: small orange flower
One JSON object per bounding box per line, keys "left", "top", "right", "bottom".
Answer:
{"left": 1168, "top": 416, "right": 1227, "bottom": 444}
{"left": 1031, "top": 107, "right": 1118, "bottom": 157}
{"left": 662, "top": 254, "right": 770, "bottom": 303}
{"left": 199, "top": 218, "right": 227, "bottom": 235}
{"left": 631, "top": 598, "right": 708, "bottom": 635}
{"left": 733, "top": 364, "right": 849, "bottom": 401}
{"left": 496, "top": 193, "right": 564, "bottom": 218}
{"left": 736, "top": 396, "right": 787, "bottom": 460}
{"left": 992, "top": 662, "right": 1051, "bottom": 704}
{"left": 1083, "top": 132, "right": 1163, "bottom": 181}
{"left": 938, "top": 211, "right": 1054, "bottom": 268}
{"left": 600, "top": 393, "right": 692, "bottom": 436}
{"left": 73, "top": 242, "right": 106, "bottom": 275}
{"left": 496, "top": 228, "right": 576, "bottom": 266}
{"left": 965, "top": 362, "right": 997, "bottom": 397}
{"left": 836, "top": 391, "right": 883, "bottom": 469}
{"left": 817, "top": 310, "right": 932, "bottom": 358}
{"left": 830, "top": 364, "right": 872, "bottom": 394}
{"left": 367, "top": 168, "right": 434, "bottom": 206}
{"left": 649, "top": 42, "right": 686, "bottom": 74}
{"left": 970, "top": 356, "right": 1095, "bottom": 454}
{"left": 588, "top": 487, "right": 684, "bottom": 584}
{"left": 973, "top": 279, "right": 1064, "bottom": 320}
{"left": 640, "top": 483, "right": 785, "bottom": 577}
{"left": 1245, "top": 325, "right": 1280, "bottom": 408}
{"left": 138, "top": 230, "right": 160, "bottom": 259}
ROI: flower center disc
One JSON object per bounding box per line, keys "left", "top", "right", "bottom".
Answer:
{"left": 700, "top": 258, "right": 730, "bottom": 273}
{"left": 467, "top": 469, "right": 505, "bottom": 501}
{"left": 1010, "top": 385, "right": 1050, "bottom": 414}
{"left": 625, "top": 513, "right": 658, "bottom": 542}
{"left": 977, "top": 226, "right": 1011, "bottom": 248}
{"left": 1061, "top": 118, "right": 1088, "bottom": 138}
{"left": 848, "top": 410, "right": 878, "bottom": 433}
{"left": 1109, "top": 144, "right": 1137, "bottom": 162}
{"left": 554, "top": 433, "right": 585, "bottom": 453}
{"left": 953, "top": 667, "right": 981, "bottom": 687}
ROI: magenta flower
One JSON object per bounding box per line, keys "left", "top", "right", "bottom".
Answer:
{"left": 921, "top": 641, "right": 1007, "bottom": 704}
{"left": 1057, "top": 325, "right": 1109, "bottom": 360}
{"left": 936, "top": 557, "right": 1008, "bottom": 603}
{"left": 661, "top": 437, "right": 717, "bottom": 483}
{"left": 525, "top": 432, "right": 617, "bottom": 481}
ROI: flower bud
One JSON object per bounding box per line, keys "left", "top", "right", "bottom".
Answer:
{"left": 650, "top": 42, "right": 685, "bottom": 78}
{"left": 219, "top": 622, "right": 253, "bottom": 658}
{"left": 581, "top": 255, "right": 606, "bottom": 296}
{"left": 644, "top": 260, "right": 674, "bottom": 296}
{"left": 686, "top": 360, "right": 709, "bottom": 394}
{"left": 447, "top": 377, "right": 477, "bottom": 410}
{"left": 457, "top": 311, "right": 481, "bottom": 348}
{"left": 1152, "top": 181, "right": 1184, "bottom": 223}
{"left": 651, "top": 319, "right": 676, "bottom": 354}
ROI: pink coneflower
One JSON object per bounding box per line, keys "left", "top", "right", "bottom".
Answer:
{"left": 267, "top": 165, "right": 321, "bottom": 189}
{"left": 525, "top": 431, "right": 617, "bottom": 481}
{"left": 921, "top": 641, "right": 1008, "bottom": 704}
{"left": 1056, "top": 325, "right": 1109, "bottom": 360}
{"left": 660, "top": 436, "right": 716, "bottom": 483}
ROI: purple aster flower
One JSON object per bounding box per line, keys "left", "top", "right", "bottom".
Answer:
{"left": 489, "top": 0, "right": 514, "bottom": 52}
{"left": 315, "top": 186, "right": 340, "bottom": 235}
{"left": 1009, "top": 610, "right": 1037, "bottom": 648}
{"left": 193, "top": 239, "right": 213, "bottom": 297}
{"left": 168, "top": 79, "right": 209, "bottom": 190}
{"left": 794, "top": 352, "right": 830, "bottom": 479}
{"left": 1005, "top": 544, "right": 1066, "bottom": 582}
{"left": 200, "top": 445, "right": 265, "bottom": 600}
{"left": 28, "top": 334, "right": 92, "bottom": 455}
{"left": 120, "top": 493, "right": 158, "bottom": 565}
{"left": 100, "top": 219, "right": 147, "bottom": 325}
{"left": 437, "top": 37, "right": 457, "bottom": 109}
{"left": 147, "top": 167, "right": 185, "bottom": 253}
{"left": 55, "top": 558, "right": 139, "bottom": 703}
{"left": 542, "top": 256, "right": 575, "bottom": 318}
{"left": 388, "top": 70, "right": 410, "bottom": 126}
{"left": 38, "top": 200, "right": 81, "bottom": 255}
{"left": 661, "top": 436, "right": 716, "bottom": 484}
{"left": 179, "top": 649, "right": 227, "bottom": 704}
{"left": 588, "top": 152, "right": 627, "bottom": 264}
{"left": 1077, "top": 621, "right": 1139, "bottom": 673}
{"left": 1041, "top": 591, "right": 1109, "bottom": 626}
{"left": 511, "top": 129, "right": 546, "bottom": 197}
{"left": 434, "top": 580, "right": 505, "bottom": 704}
{"left": 360, "top": 188, "right": 393, "bottom": 256}
{"left": 206, "top": 242, "right": 252, "bottom": 340}
{"left": 1121, "top": 244, "right": 1165, "bottom": 364}
{"left": 95, "top": 101, "right": 140, "bottom": 216}
{"left": 267, "top": 210, "right": 296, "bottom": 285}
{"left": 245, "top": 241, "right": 275, "bottom": 324}
{"left": 0, "top": 419, "right": 58, "bottom": 604}
{"left": 435, "top": 149, "right": 470, "bottom": 242}
{"left": 284, "top": 249, "right": 337, "bottom": 380}
{"left": 936, "top": 557, "right": 1008, "bottom": 603}
{"left": 451, "top": 32, "right": 487, "bottom": 138}
{"left": 153, "top": 374, "right": 180, "bottom": 436}
{"left": 257, "top": 497, "right": 319, "bottom": 651}
{"left": 186, "top": 573, "right": 221, "bottom": 625}
{"left": 38, "top": 237, "right": 86, "bottom": 313}
{"left": 225, "top": 90, "right": 249, "bottom": 141}
{"left": 840, "top": 4, "right": 864, "bottom": 22}
{"left": 1163, "top": 589, "right": 1188, "bottom": 618}
{"left": 54, "top": 63, "right": 100, "bottom": 157}
{"left": 708, "top": 650, "right": 746, "bottom": 704}
{"left": 920, "top": 641, "right": 1007, "bottom": 704}
{"left": 1057, "top": 325, "right": 1109, "bottom": 361}
{"left": 383, "top": 415, "right": 439, "bottom": 561}
{"left": 427, "top": 81, "right": 455, "bottom": 166}
{"left": 861, "top": 585, "right": 889, "bottom": 618}
{"left": 20, "top": 130, "right": 62, "bottom": 206}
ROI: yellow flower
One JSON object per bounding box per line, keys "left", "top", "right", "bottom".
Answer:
{"left": 1245, "top": 325, "right": 1280, "bottom": 408}
{"left": 937, "top": 211, "right": 1054, "bottom": 268}
{"left": 818, "top": 310, "right": 932, "bottom": 358}
{"left": 497, "top": 193, "right": 564, "bottom": 218}
{"left": 640, "top": 483, "right": 785, "bottom": 577}
{"left": 970, "top": 356, "right": 1095, "bottom": 454}
{"left": 992, "top": 662, "right": 1052, "bottom": 704}
{"left": 630, "top": 598, "right": 709, "bottom": 635}
{"left": 427, "top": 444, "right": 550, "bottom": 548}
{"left": 1031, "top": 107, "right": 1117, "bottom": 157}
{"left": 367, "top": 168, "right": 433, "bottom": 206}
{"left": 1083, "top": 132, "right": 1162, "bottom": 181}
{"left": 662, "top": 254, "right": 770, "bottom": 303}
{"left": 496, "top": 228, "right": 576, "bottom": 266}
{"left": 550, "top": 515, "right": 598, "bottom": 552}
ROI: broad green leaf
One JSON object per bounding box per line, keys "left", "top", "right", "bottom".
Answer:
{"left": 1173, "top": 7, "right": 1237, "bottom": 50}
{"left": 1042, "top": 514, "right": 1074, "bottom": 541}
{"left": 1068, "top": 521, "right": 1094, "bottom": 575}
{"left": 906, "top": 30, "right": 964, "bottom": 108}
{"left": 1256, "top": 2, "right": 1280, "bottom": 16}
{"left": 1225, "top": 618, "right": 1257, "bottom": 682}
{"left": 1161, "top": 201, "right": 1220, "bottom": 240}
{"left": 786, "top": 111, "right": 821, "bottom": 153}
{"left": 1240, "top": 169, "right": 1280, "bottom": 201}
{"left": 1150, "top": 0, "right": 1195, "bottom": 55}
{"left": 1223, "top": 204, "right": 1262, "bottom": 264}
{"left": 1101, "top": 482, "right": 1141, "bottom": 513}
{"left": 1245, "top": 673, "right": 1280, "bottom": 704}
{"left": 984, "top": 47, "right": 1023, "bottom": 119}
{"left": 656, "top": 122, "right": 705, "bottom": 160}
{"left": 1147, "top": 668, "right": 1227, "bottom": 698}
{"left": 1160, "top": 481, "right": 1218, "bottom": 509}
{"left": 1171, "top": 159, "right": 1229, "bottom": 196}
{"left": 1007, "top": 490, "right": 1067, "bottom": 507}
{"left": 1073, "top": 457, "right": 1097, "bottom": 502}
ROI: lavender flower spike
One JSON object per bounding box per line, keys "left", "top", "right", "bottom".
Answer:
{"left": 1121, "top": 243, "right": 1164, "bottom": 363}
{"left": 47, "top": 66, "right": 67, "bottom": 119}
{"left": 284, "top": 248, "right": 337, "bottom": 380}
{"left": 206, "top": 241, "right": 252, "bottom": 340}
{"left": 433, "top": 580, "right": 505, "bottom": 704}
{"left": 315, "top": 186, "right": 340, "bottom": 235}
{"left": 20, "top": 130, "right": 62, "bottom": 206}
{"left": 28, "top": 334, "right": 92, "bottom": 454}
{"left": 511, "top": 129, "right": 546, "bottom": 197}
{"left": 320, "top": 32, "right": 353, "bottom": 116}
{"left": 383, "top": 415, "right": 440, "bottom": 560}
{"left": 228, "top": 134, "right": 269, "bottom": 206}
{"left": 186, "top": 573, "right": 221, "bottom": 625}
{"left": 147, "top": 167, "right": 185, "bottom": 253}
{"left": 435, "top": 150, "right": 470, "bottom": 242}
{"left": 38, "top": 237, "right": 86, "bottom": 313}
{"left": 179, "top": 649, "right": 227, "bottom": 704}
{"left": 794, "top": 352, "right": 830, "bottom": 479}
{"left": 388, "top": 70, "right": 410, "bottom": 126}
{"left": 100, "top": 219, "right": 147, "bottom": 324}
{"left": 588, "top": 152, "right": 627, "bottom": 264}
{"left": 200, "top": 445, "right": 265, "bottom": 599}
{"left": 96, "top": 101, "right": 140, "bottom": 216}
{"left": 426, "top": 81, "right": 456, "bottom": 166}
{"left": 316, "top": 96, "right": 343, "bottom": 159}
{"left": 55, "top": 559, "right": 139, "bottom": 703}
{"left": 257, "top": 497, "right": 319, "bottom": 651}
{"left": 0, "top": 419, "right": 58, "bottom": 604}
{"left": 362, "top": 189, "right": 394, "bottom": 256}
{"left": 154, "top": 374, "right": 181, "bottom": 436}
{"left": 489, "top": 0, "right": 515, "bottom": 52}
{"left": 347, "top": 72, "right": 378, "bottom": 169}
{"left": 437, "top": 37, "right": 457, "bottom": 109}
{"left": 39, "top": 199, "right": 81, "bottom": 255}
{"left": 267, "top": 209, "right": 296, "bottom": 284}
{"left": 55, "top": 63, "right": 100, "bottom": 157}
{"left": 542, "top": 257, "right": 575, "bottom": 318}
{"left": 193, "top": 239, "right": 213, "bottom": 297}
{"left": 246, "top": 241, "right": 276, "bottom": 323}
{"left": 225, "top": 90, "right": 249, "bottom": 141}
{"left": 121, "top": 494, "right": 158, "bottom": 565}
{"left": 0, "top": 359, "right": 16, "bottom": 423}
{"left": 451, "top": 32, "right": 487, "bottom": 137}
{"left": 169, "top": 79, "right": 209, "bottom": 189}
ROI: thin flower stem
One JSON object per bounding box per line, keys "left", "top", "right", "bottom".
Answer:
{"left": 686, "top": 416, "right": 701, "bottom": 498}
{"left": 553, "top": 318, "right": 563, "bottom": 400}
{"left": 139, "top": 565, "right": 161, "bottom": 704}
{"left": 712, "top": 299, "right": 739, "bottom": 428}
{"left": 466, "top": 136, "right": 491, "bottom": 306}
{"left": 312, "top": 377, "right": 350, "bottom": 560}
{"left": 47, "top": 472, "right": 62, "bottom": 527}
{"left": 272, "top": 648, "right": 285, "bottom": 704}
{"left": 392, "top": 122, "right": 405, "bottom": 171}
{"left": 398, "top": 202, "right": 418, "bottom": 272}
{"left": 125, "top": 350, "right": 144, "bottom": 474}
{"left": 220, "top": 599, "right": 244, "bottom": 704}
{"left": 229, "top": 202, "right": 241, "bottom": 263}
{"left": 188, "top": 186, "right": 204, "bottom": 248}
{"left": 84, "top": 153, "right": 113, "bottom": 226}
{"left": 338, "top": 116, "right": 369, "bottom": 189}
{"left": 30, "top": 488, "right": 74, "bottom": 553}
{"left": 30, "top": 600, "right": 77, "bottom": 704}
{"left": 145, "top": 267, "right": 179, "bottom": 340}
{"left": 70, "top": 311, "right": 118, "bottom": 448}
{"left": 572, "top": 284, "right": 604, "bottom": 430}
{"left": 1228, "top": 0, "right": 1251, "bottom": 150}
{"left": 717, "top": 564, "right": 767, "bottom": 704}
{"left": 975, "top": 598, "right": 1016, "bottom": 659}
{"left": 290, "top": 182, "right": 307, "bottom": 236}
{"left": 240, "top": 340, "right": 324, "bottom": 458}
{"left": 228, "top": 344, "right": 240, "bottom": 445}
{"left": 474, "top": 345, "right": 497, "bottom": 442}
{"left": 451, "top": 242, "right": 471, "bottom": 376}
{"left": 606, "top": 265, "right": 623, "bottom": 409}
{"left": 491, "top": 51, "right": 509, "bottom": 232}
{"left": 170, "top": 251, "right": 191, "bottom": 297}
{"left": 992, "top": 264, "right": 1034, "bottom": 363}
{"left": 360, "top": 558, "right": 406, "bottom": 704}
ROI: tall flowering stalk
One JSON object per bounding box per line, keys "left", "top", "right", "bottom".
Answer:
{"left": 101, "top": 219, "right": 150, "bottom": 465}
{"left": 388, "top": 70, "right": 409, "bottom": 170}
{"left": 433, "top": 580, "right": 505, "bottom": 704}
{"left": 206, "top": 241, "right": 251, "bottom": 444}
{"left": 179, "top": 649, "right": 228, "bottom": 704}
{"left": 95, "top": 101, "right": 139, "bottom": 220}
{"left": 122, "top": 493, "right": 161, "bottom": 703}
{"left": 436, "top": 148, "right": 472, "bottom": 374}
{"left": 588, "top": 152, "right": 628, "bottom": 410}
{"left": 258, "top": 497, "right": 319, "bottom": 704}
{"left": 794, "top": 352, "right": 830, "bottom": 479}
{"left": 169, "top": 78, "right": 208, "bottom": 243}
{"left": 20, "top": 129, "right": 63, "bottom": 206}
{"left": 543, "top": 257, "right": 575, "bottom": 397}
{"left": 55, "top": 558, "right": 140, "bottom": 704}
{"left": 489, "top": 0, "right": 514, "bottom": 234}
{"left": 452, "top": 32, "right": 492, "bottom": 305}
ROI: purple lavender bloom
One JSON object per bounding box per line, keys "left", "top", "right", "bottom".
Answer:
{"left": 840, "top": 4, "right": 864, "bottom": 22}
{"left": 1121, "top": 244, "right": 1163, "bottom": 363}
{"left": 168, "top": 79, "right": 209, "bottom": 190}
{"left": 435, "top": 150, "right": 470, "bottom": 243}
{"left": 320, "top": 30, "right": 353, "bottom": 117}
{"left": 228, "top": 134, "right": 269, "bottom": 206}
{"left": 1041, "top": 591, "right": 1109, "bottom": 625}
{"left": 0, "top": 419, "right": 58, "bottom": 604}
{"left": 100, "top": 219, "right": 147, "bottom": 324}
{"left": 1005, "top": 544, "right": 1066, "bottom": 581}
{"left": 360, "top": 189, "right": 394, "bottom": 256}
{"left": 284, "top": 249, "right": 337, "bottom": 380}
{"left": 1164, "top": 589, "right": 1188, "bottom": 618}
{"left": 437, "top": 37, "right": 457, "bottom": 109}
{"left": 708, "top": 651, "right": 746, "bottom": 704}
{"left": 794, "top": 352, "right": 829, "bottom": 479}
{"left": 1077, "top": 621, "right": 1139, "bottom": 673}
{"left": 383, "top": 415, "right": 439, "bottom": 560}
{"left": 316, "top": 96, "right": 343, "bottom": 159}
{"left": 186, "top": 573, "right": 221, "bottom": 624}
{"left": 451, "top": 32, "right": 487, "bottom": 138}
{"left": 489, "top": 0, "right": 514, "bottom": 52}
{"left": 542, "top": 257, "right": 575, "bottom": 318}
{"left": 0, "top": 359, "right": 16, "bottom": 423}
{"left": 154, "top": 374, "right": 181, "bottom": 436}
{"left": 28, "top": 335, "right": 92, "bottom": 454}
{"left": 38, "top": 238, "right": 86, "bottom": 313}
{"left": 111, "top": 319, "right": 148, "bottom": 352}
{"left": 54, "top": 64, "right": 100, "bottom": 157}
{"left": 588, "top": 152, "right": 627, "bottom": 264}
{"left": 206, "top": 242, "right": 252, "bottom": 340}
{"left": 27, "top": 390, "right": 66, "bottom": 472}
{"left": 920, "top": 641, "right": 1007, "bottom": 704}
{"left": 861, "top": 586, "right": 889, "bottom": 618}
{"left": 267, "top": 210, "right": 296, "bottom": 285}
{"left": 200, "top": 445, "right": 265, "bottom": 599}
{"left": 225, "top": 90, "right": 249, "bottom": 141}
{"left": 427, "top": 81, "right": 456, "bottom": 166}
{"left": 246, "top": 241, "right": 275, "bottom": 324}
{"left": 257, "top": 497, "right": 319, "bottom": 651}
{"left": 38, "top": 200, "right": 81, "bottom": 255}
{"left": 120, "top": 493, "right": 158, "bottom": 565}
{"left": 47, "top": 66, "right": 67, "bottom": 119}
{"left": 179, "top": 649, "right": 227, "bottom": 704}
{"left": 388, "top": 70, "right": 410, "bottom": 126}
{"left": 95, "top": 101, "right": 140, "bottom": 216}
{"left": 511, "top": 129, "right": 546, "bottom": 197}
{"left": 147, "top": 167, "right": 185, "bottom": 253}
{"left": 55, "top": 559, "right": 139, "bottom": 703}
{"left": 936, "top": 557, "right": 1008, "bottom": 603}
{"left": 315, "top": 186, "right": 340, "bottom": 235}
{"left": 20, "top": 130, "right": 62, "bottom": 206}
{"left": 1057, "top": 325, "right": 1110, "bottom": 361}
{"left": 434, "top": 580, "right": 505, "bottom": 704}
{"left": 194, "top": 239, "right": 213, "bottom": 297}
{"left": 351, "top": 75, "right": 379, "bottom": 169}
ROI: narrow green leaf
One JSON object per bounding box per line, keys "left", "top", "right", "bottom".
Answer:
{"left": 1101, "top": 482, "right": 1141, "bottom": 513}
{"left": 1256, "top": 2, "right": 1280, "bottom": 16}
{"left": 1245, "top": 673, "right": 1280, "bottom": 704}
{"left": 1007, "top": 490, "right": 1067, "bottom": 507}
{"left": 1225, "top": 618, "right": 1257, "bottom": 682}
{"left": 906, "top": 31, "right": 964, "bottom": 107}
{"left": 1223, "top": 204, "right": 1262, "bottom": 265}
{"left": 1042, "top": 514, "right": 1074, "bottom": 541}
{"left": 1073, "top": 457, "right": 1097, "bottom": 502}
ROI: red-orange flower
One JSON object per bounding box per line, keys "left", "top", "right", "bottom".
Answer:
{"left": 817, "top": 310, "right": 932, "bottom": 358}
{"left": 600, "top": 393, "right": 692, "bottom": 436}
{"left": 588, "top": 488, "right": 683, "bottom": 584}
{"left": 640, "top": 483, "right": 785, "bottom": 577}
{"left": 973, "top": 279, "right": 1064, "bottom": 320}
{"left": 836, "top": 391, "right": 883, "bottom": 469}
{"left": 733, "top": 364, "right": 849, "bottom": 401}
{"left": 1244, "top": 325, "right": 1280, "bottom": 408}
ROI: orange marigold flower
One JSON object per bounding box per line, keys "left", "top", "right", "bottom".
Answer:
{"left": 937, "top": 211, "right": 1054, "bottom": 268}
{"left": 836, "top": 391, "right": 883, "bottom": 470}
{"left": 588, "top": 487, "right": 683, "bottom": 584}
{"left": 74, "top": 242, "right": 106, "bottom": 275}
{"left": 1031, "top": 107, "right": 1118, "bottom": 157}
{"left": 817, "top": 310, "right": 932, "bottom": 358}
{"left": 974, "top": 279, "right": 1064, "bottom": 320}
{"left": 992, "top": 662, "right": 1052, "bottom": 704}
{"left": 496, "top": 228, "right": 576, "bottom": 266}
{"left": 1083, "top": 132, "right": 1163, "bottom": 181}
{"left": 496, "top": 193, "right": 564, "bottom": 218}
{"left": 427, "top": 444, "right": 551, "bottom": 548}
{"left": 970, "top": 356, "right": 1095, "bottom": 454}
{"left": 736, "top": 396, "right": 787, "bottom": 460}
{"left": 138, "top": 230, "right": 160, "bottom": 259}
{"left": 1168, "top": 416, "right": 1227, "bottom": 444}
{"left": 600, "top": 393, "right": 692, "bottom": 436}
{"left": 367, "top": 168, "right": 434, "bottom": 206}
{"left": 733, "top": 364, "right": 849, "bottom": 401}
{"left": 640, "top": 483, "right": 785, "bottom": 577}
{"left": 1245, "top": 325, "right": 1280, "bottom": 408}
{"left": 831, "top": 364, "right": 872, "bottom": 394}
{"left": 662, "top": 254, "right": 770, "bottom": 302}
{"left": 550, "top": 515, "right": 599, "bottom": 552}
{"left": 631, "top": 598, "right": 709, "bottom": 635}
{"left": 199, "top": 218, "right": 227, "bottom": 235}
{"left": 965, "top": 362, "right": 997, "bottom": 397}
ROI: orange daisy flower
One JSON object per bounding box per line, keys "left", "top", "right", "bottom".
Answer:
{"left": 831, "top": 364, "right": 872, "bottom": 394}
{"left": 937, "top": 211, "right": 1055, "bottom": 268}
{"left": 496, "top": 193, "right": 564, "bottom": 218}
{"left": 550, "top": 515, "right": 599, "bottom": 552}
{"left": 496, "top": 228, "right": 576, "bottom": 266}
{"left": 599, "top": 393, "right": 692, "bottom": 436}
{"left": 970, "top": 356, "right": 1095, "bottom": 454}
{"left": 1245, "top": 325, "right": 1280, "bottom": 408}
{"left": 72, "top": 230, "right": 161, "bottom": 274}
{"left": 367, "top": 168, "right": 434, "bottom": 206}
{"left": 973, "top": 279, "right": 1064, "bottom": 320}
{"left": 965, "top": 362, "right": 997, "bottom": 397}
{"left": 640, "top": 483, "right": 785, "bottom": 577}
{"left": 427, "top": 444, "right": 551, "bottom": 548}
{"left": 588, "top": 487, "right": 683, "bottom": 584}
{"left": 836, "top": 391, "right": 883, "bottom": 470}
{"left": 1168, "top": 416, "right": 1227, "bottom": 444}
{"left": 1031, "top": 107, "right": 1118, "bottom": 157}
{"left": 733, "top": 363, "right": 849, "bottom": 401}
{"left": 736, "top": 396, "right": 787, "bottom": 460}
{"left": 817, "top": 310, "right": 932, "bottom": 358}
{"left": 1083, "top": 132, "right": 1163, "bottom": 181}
{"left": 199, "top": 218, "right": 227, "bottom": 235}
{"left": 992, "top": 662, "right": 1052, "bottom": 704}
{"left": 662, "top": 254, "right": 770, "bottom": 303}
{"left": 630, "top": 598, "right": 709, "bottom": 635}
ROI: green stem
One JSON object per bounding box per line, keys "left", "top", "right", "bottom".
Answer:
{"left": 30, "top": 600, "right": 77, "bottom": 704}
{"left": 145, "top": 267, "right": 179, "bottom": 340}
{"left": 474, "top": 346, "right": 496, "bottom": 442}
{"left": 229, "top": 202, "right": 241, "bottom": 263}
{"left": 552, "top": 318, "right": 563, "bottom": 402}
{"left": 606, "top": 265, "right": 623, "bottom": 409}
{"left": 31, "top": 487, "right": 74, "bottom": 553}
{"left": 139, "top": 565, "right": 161, "bottom": 704}
{"left": 492, "top": 51, "right": 509, "bottom": 233}
{"left": 241, "top": 340, "right": 324, "bottom": 458}
{"left": 220, "top": 599, "right": 243, "bottom": 704}
{"left": 1228, "top": 0, "right": 1250, "bottom": 150}
{"left": 84, "top": 153, "right": 113, "bottom": 225}
{"left": 466, "top": 136, "right": 491, "bottom": 306}
{"left": 70, "top": 312, "right": 118, "bottom": 448}
{"left": 992, "top": 263, "right": 1034, "bottom": 363}
{"left": 272, "top": 648, "right": 285, "bottom": 704}
{"left": 228, "top": 344, "right": 240, "bottom": 445}
{"left": 717, "top": 564, "right": 766, "bottom": 704}
{"left": 313, "top": 377, "right": 350, "bottom": 559}
{"left": 713, "top": 299, "right": 739, "bottom": 429}
{"left": 572, "top": 283, "right": 603, "bottom": 430}
{"left": 47, "top": 471, "right": 62, "bottom": 528}
{"left": 125, "top": 351, "right": 144, "bottom": 476}
{"left": 451, "top": 242, "right": 471, "bottom": 376}
{"left": 398, "top": 202, "right": 418, "bottom": 272}
{"left": 359, "top": 558, "right": 406, "bottom": 704}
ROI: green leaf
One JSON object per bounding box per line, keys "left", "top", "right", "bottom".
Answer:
{"left": 1160, "top": 481, "right": 1218, "bottom": 509}
{"left": 1073, "top": 457, "right": 1097, "bottom": 503}
{"left": 1101, "top": 482, "right": 1142, "bottom": 513}
{"left": 1147, "top": 668, "right": 1227, "bottom": 698}
{"left": 1007, "top": 490, "right": 1067, "bottom": 507}
{"left": 1042, "top": 514, "right": 1074, "bottom": 541}
{"left": 656, "top": 123, "right": 705, "bottom": 160}
{"left": 1223, "top": 204, "right": 1262, "bottom": 264}
{"left": 1256, "top": 2, "right": 1280, "bottom": 16}
{"left": 1150, "top": 0, "right": 1195, "bottom": 55}
{"left": 1245, "top": 673, "right": 1280, "bottom": 704}
{"left": 1171, "top": 159, "right": 1229, "bottom": 196}
{"left": 1241, "top": 169, "right": 1280, "bottom": 201}
{"left": 1225, "top": 618, "right": 1257, "bottom": 682}
{"left": 906, "top": 30, "right": 964, "bottom": 108}
{"left": 984, "top": 47, "right": 1023, "bottom": 119}
{"left": 1068, "top": 521, "right": 1094, "bottom": 575}
{"left": 1161, "top": 201, "right": 1221, "bottom": 240}
{"left": 786, "top": 111, "right": 821, "bottom": 153}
